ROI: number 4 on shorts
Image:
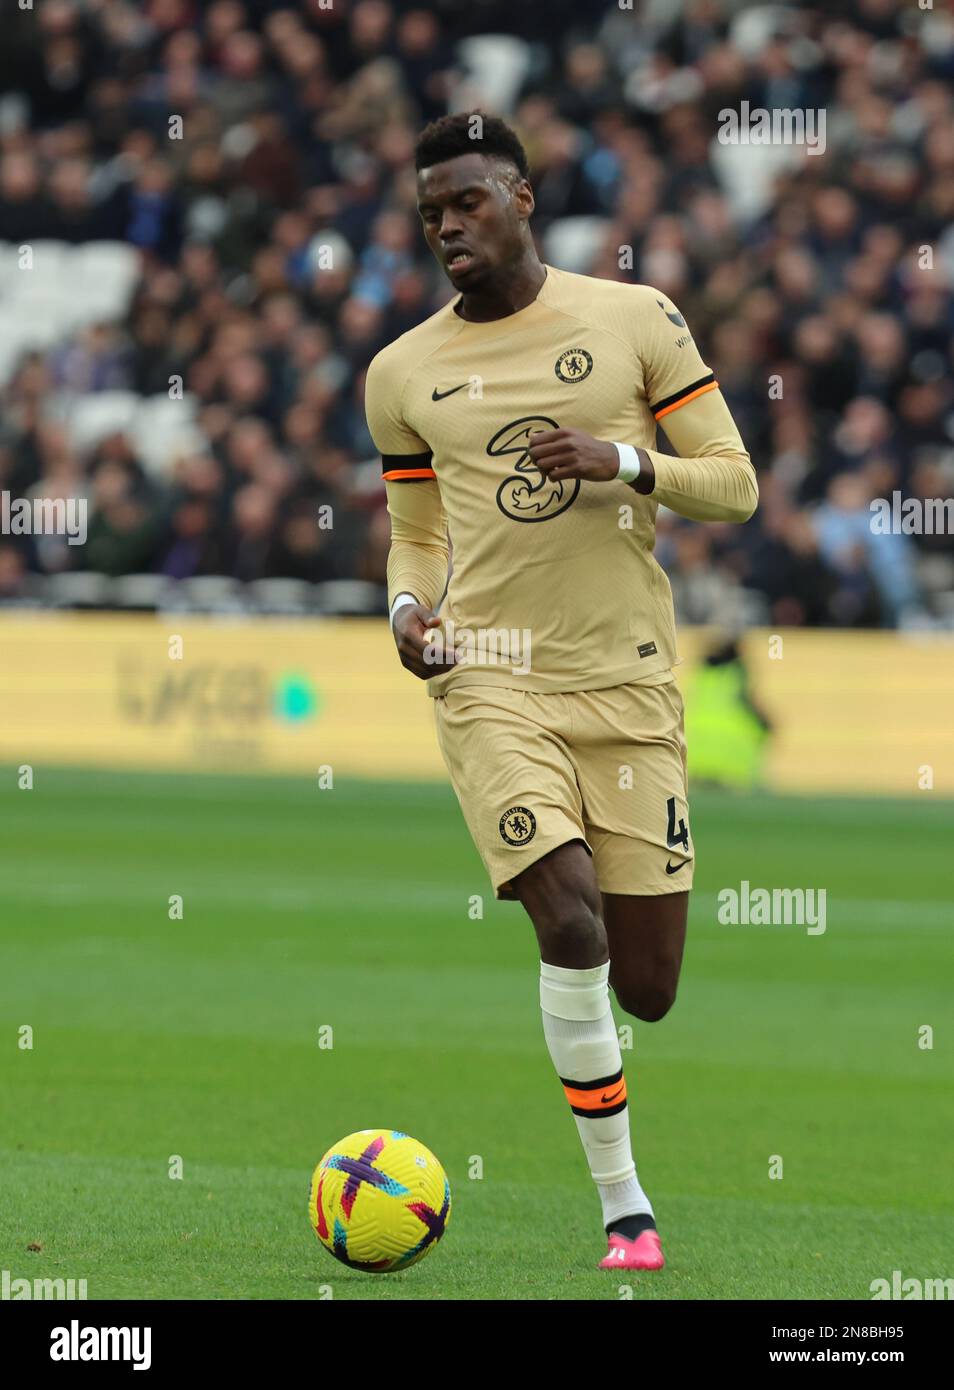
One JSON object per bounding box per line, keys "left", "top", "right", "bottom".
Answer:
{"left": 666, "top": 796, "right": 689, "bottom": 851}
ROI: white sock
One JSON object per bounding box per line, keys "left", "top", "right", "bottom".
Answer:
{"left": 540, "top": 960, "right": 653, "bottom": 1230}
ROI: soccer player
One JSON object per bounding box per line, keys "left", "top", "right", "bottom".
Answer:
{"left": 365, "top": 113, "right": 757, "bottom": 1271}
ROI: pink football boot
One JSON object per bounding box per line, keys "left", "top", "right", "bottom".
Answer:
{"left": 598, "top": 1229, "right": 665, "bottom": 1270}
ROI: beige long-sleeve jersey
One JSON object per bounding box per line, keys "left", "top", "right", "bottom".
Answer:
{"left": 365, "top": 265, "right": 757, "bottom": 695}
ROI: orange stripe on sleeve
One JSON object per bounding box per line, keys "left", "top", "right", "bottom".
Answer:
{"left": 382, "top": 468, "right": 437, "bottom": 481}
{"left": 653, "top": 379, "right": 719, "bottom": 420}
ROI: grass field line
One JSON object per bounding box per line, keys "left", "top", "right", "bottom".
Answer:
{"left": 2, "top": 875, "right": 952, "bottom": 928}
{"left": 5, "top": 765, "right": 954, "bottom": 811}
{"left": 2, "top": 1020, "right": 949, "bottom": 1081}
{"left": 2, "top": 1147, "right": 949, "bottom": 1224}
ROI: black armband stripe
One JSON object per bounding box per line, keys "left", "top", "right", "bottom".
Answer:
{"left": 381, "top": 450, "right": 435, "bottom": 481}
{"left": 650, "top": 373, "right": 717, "bottom": 420}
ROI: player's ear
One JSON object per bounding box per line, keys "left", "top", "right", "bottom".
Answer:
{"left": 515, "top": 177, "right": 535, "bottom": 219}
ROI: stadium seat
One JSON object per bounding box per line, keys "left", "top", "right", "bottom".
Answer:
{"left": 543, "top": 217, "right": 612, "bottom": 275}
{"left": 309, "top": 580, "right": 386, "bottom": 616}
{"left": 0, "top": 241, "right": 22, "bottom": 289}
{"left": 917, "top": 554, "right": 954, "bottom": 596}
{"left": 44, "top": 571, "right": 112, "bottom": 608}
{"left": 171, "top": 576, "right": 247, "bottom": 613}
{"left": 1, "top": 240, "right": 139, "bottom": 341}
{"left": 709, "top": 134, "right": 801, "bottom": 222}
{"left": 249, "top": 579, "right": 313, "bottom": 615}
{"left": 0, "top": 571, "right": 50, "bottom": 606}
{"left": 73, "top": 242, "right": 141, "bottom": 301}
{"left": 23, "top": 239, "right": 71, "bottom": 282}
{"left": 130, "top": 395, "right": 204, "bottom": 478}
{"left": 453, "top": 36, "right": 532, "bottom": 113}
{"left": 64, "top": 392, "right": 140, "bottom": 452}
{"left": 110, "top": 573, "right": 174, "bottom": 610}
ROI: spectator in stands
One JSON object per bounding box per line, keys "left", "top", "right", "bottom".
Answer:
{"left": 0, "top": 0, "right": 949, "bottom": 627}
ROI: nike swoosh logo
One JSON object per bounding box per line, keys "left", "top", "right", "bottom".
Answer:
{"left": 665, "top": 859, "right": 691, "bottom": 875}
{"left": 600, "top": 1084, "right": 625, "bottom": 1105}
{"left": 431, "top": 383, "right": 468, "bottom": 401}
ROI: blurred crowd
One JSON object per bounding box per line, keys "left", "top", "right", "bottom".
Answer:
{"left": 1, "top": 0, "right": 953, "bottom": 628}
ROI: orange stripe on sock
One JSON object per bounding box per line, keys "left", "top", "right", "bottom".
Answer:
{"left": 562, "top": 1078, "right": 628, "bottom": 1112}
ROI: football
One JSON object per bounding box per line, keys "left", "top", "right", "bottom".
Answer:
{"left": 308, "top": 1129, "right": 451, "bottom": 1273}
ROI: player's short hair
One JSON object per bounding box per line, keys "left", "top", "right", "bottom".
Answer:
{"left": 414, "top": 112, "right": 530, "bottom": 181}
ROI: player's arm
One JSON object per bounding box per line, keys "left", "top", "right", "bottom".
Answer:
{"left": 385, "top": 477, "right": 457, "bottom": 678}
{"left": 528, "top": 288, "right": 757, "bottom": 523}
{"left": 626, "top": 385, "right": 757, "bottom": 523}
{"left": 364, "top": 351, "right": 454, "bottom": 679}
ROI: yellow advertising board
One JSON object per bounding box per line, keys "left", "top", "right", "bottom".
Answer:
{"left": 0, "top": 613, "right": 439, "bottom": 780}
{"left": 0, "top": 614, "right": 951, "bottom": 795}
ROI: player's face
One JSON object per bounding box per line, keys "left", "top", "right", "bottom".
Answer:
{"left": 416, "top": 153, "right": 532, "bottom": 289}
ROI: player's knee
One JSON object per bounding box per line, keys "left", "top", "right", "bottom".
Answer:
{"left": 638, "top": 983, "right": 677, "bottom": 1022}
{"left": 535, "top": 894, "right": 605, "bottom": 965}
{"left": 615, "top": 979, "right": 677, "bottom": 1022}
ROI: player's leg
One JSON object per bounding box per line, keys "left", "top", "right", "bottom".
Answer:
{"left": 509, "top": 838, "right": 606, "bottom": 968}
{"left": 562, "top": 677, "right": 694, "bottom": 1268}
{"left": 432, "top": 687, "right": 661, "bottom": 1268}
{"left": 576, "top": 677, "right": 694, "bottom": 1023}
{"left": 601, "top": 890, "right": 688, "bottom": 1022}
{"left": 512, "top": 839, "right": 664, "bottom": 1270}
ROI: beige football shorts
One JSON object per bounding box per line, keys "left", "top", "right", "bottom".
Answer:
{"left": 432, "top": 676, "right": 693, "bottom": 900}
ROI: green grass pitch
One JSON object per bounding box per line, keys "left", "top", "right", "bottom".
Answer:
{"left": 1, "top": 766, "right": 952, "bottom": 1301}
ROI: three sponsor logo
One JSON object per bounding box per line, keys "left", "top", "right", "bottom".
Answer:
{"left": 434, "top": 345, "right": 598, "bottom": 525}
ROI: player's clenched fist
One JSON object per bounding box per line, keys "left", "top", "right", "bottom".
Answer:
{"left": 392, "top": 603, "right": 457, "bottom": 680}
{"left": 528, "top": 428, "right": 622, "bottom": 482}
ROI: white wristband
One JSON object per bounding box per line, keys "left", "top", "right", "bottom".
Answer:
{"left": 614, "top": 442, "right": 641, "bottom": 483}
{"left": 389, "top": 592, "right": 418, "bottom": 628}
